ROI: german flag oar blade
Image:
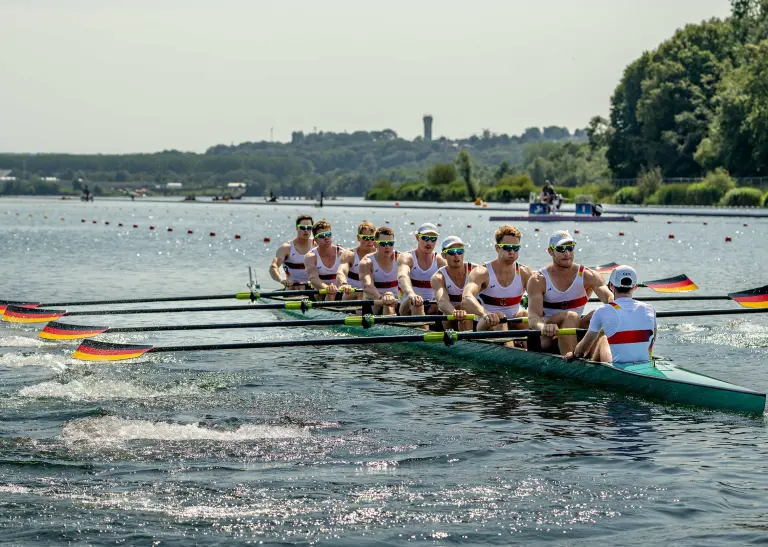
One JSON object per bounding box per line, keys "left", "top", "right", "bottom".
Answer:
{"left": 640, "top": 274, "right": 698, "bottom": 293}
{"left": 728, "top": 285, "right": 768, "bottom": 308}
{"left": 39, "top": 322, "right": 108, "bottom": 340}
{"left": 2, "top": 305, "right": 67, "bottom": 323}
{"left": 0, "top": 301, "right": 40, "bottom": 315}
{"left": 593, "top": 262, "right": 619, "bottom": 274}
{"left": 72, "top": 340, "right": 154, "bottom": 362}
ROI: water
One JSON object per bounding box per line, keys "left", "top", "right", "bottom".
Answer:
{"left": 1, "top": 197, "right": 766, "bottom": 545}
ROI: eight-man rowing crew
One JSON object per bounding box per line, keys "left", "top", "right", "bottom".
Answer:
{"left": 269, "top": 214, "right": 657, "bottom": 366}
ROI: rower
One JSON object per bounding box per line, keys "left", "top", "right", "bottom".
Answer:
{"left": 337, "top": 220, "right": 377, "bottom": 301}
{"left": 431, "top": 236, "right": 475, "bottom": 331}
{"left": 358, "top": 226, "right": 399, "bottom": 315}
{"left": 397, "top": 222, "right": 446, "bottom": 316}
{"left": 526, "top": 229, "right": 613, "bottom": 355}
{"left": 566, "top": 265, "right": 657, "bottom": 363}
{"left": 304, "top": 220, "right": 345, "bottom": 301}
{"left": 462, "top": 224, "right": 532, "bottom": 331}
{"left": 269, "top": 214, "right": 314, "bottom": 290}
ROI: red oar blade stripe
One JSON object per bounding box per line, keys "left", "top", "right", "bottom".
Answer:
{"left": 728, "top": 285, "right": 768, "bottom": 308}
{"left": 72, "top": 340, "right": 154, "bottom": 361}
{"left": 2, "top": 306, "right": 67, "bottom": 323}
{"left": 0, "top": 302, "right": 40, "bottom": 315}
{"left": 593, "top": 262, "right": 619, "bottom": 274}
{"left": 641, "top": 275, "right": 698, "bottom": 293}
{"left": 39, "top": 322, "right": 108, "bottom": 340}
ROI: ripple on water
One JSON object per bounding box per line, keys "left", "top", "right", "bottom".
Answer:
{"left": 18, "top": 377, "right": 202, "bottom": 401}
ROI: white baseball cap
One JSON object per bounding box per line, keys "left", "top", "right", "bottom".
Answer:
{"left": 609, "top": 265, "right": 638, "bottom": 288}
{"left": 417, "top": 222, "right": 439, "bottom": 235}
{"left": 549, "top": 230, "right": 574, "bottom": 247}
{"left": 441, "top": 235, "right": 464, "bottom": 250}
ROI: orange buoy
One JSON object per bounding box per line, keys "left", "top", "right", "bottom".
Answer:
{"left": 105, "top": 221, "right": 110, "bottom": 225}
{"left": 234, "top": 234, "right": 241, "bottom": 239}
{"left": 187, "top": 230, "right": 193, "bottom": 234}
{"left": 385, "top": 220, "right": 390, "bottom": 224}
{"left": 667, "top": 221, "right": 672, "bottom": 224}
{"left": 668, "top": 234, "right": 674, "bottom": 239}
{"left": 703, "top": 222, "right": 708, "bottom": 225}
{"left": 410, "top": 222, "right": 415, "bottom": 225}
{"left": 149, "top": 226, "right": 155, "bottom": 230}
{"left": 574, "top": 229, "right": 580, "bottom": 234}
{"left": 619, "top": 231, "right": 625, "bottom": 236}
{"left": 467, "top": 224, "right": 472, "bottom": 228}
{"left": 167, "top": 227, "right": 173, "bottom": 232}
{"left": 437, "top": 223, "right": 442, "bottom": 227}
{"left": 81, "top": 219, "right": 86, "bottom": 223}
{"left": 210, "top": 232, "right": 215, "bottom": 236}
{"left": 118, "top": 223, "right": 123, "bottom": 227}
{"left": 92, "top": 220, "right": 97, "bottom": 224}
{"left": 534, "top": 228, "right": 540, "bottom": 232}
{"left": 263, "top": 236, "right": 270, "bottom": 242}
{"left": 744, "top": 223, "right": 748, "bottom": 227}
{"left": 395, "top": 202, "right": 400, "bottom": 206}
{"left": 725, "top": 236, "right": 732, "bottom": 242}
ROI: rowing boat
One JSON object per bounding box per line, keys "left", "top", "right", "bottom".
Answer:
{"left": 268, "top": 298, "right": 766, "bottom": 415}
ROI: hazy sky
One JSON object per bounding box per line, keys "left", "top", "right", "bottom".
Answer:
{"left": 0, "top": 0, "right": 732, "bottom": 154}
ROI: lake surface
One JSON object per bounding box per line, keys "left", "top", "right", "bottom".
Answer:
{"left": 1, "top": 196, "right": 766, "bottom": 545}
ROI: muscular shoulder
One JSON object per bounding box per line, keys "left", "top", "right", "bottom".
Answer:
{"left": 397, "top": 251, "right": 414, "bottom": 266}
{"left": 303, "top": 250, "right": 318, "bottom": 262}
{"left": 359, "top": 256, "right": 373, "bottom": 269}
{"left": 467, "top": 265, "right": 489, "bottom": 282}
{"left": 275, "top": 242, "right": 291, "bottom": 256}
{"left": 431, "top": 270, "right": 446, "bottom": 286}
{"left": 582, "top": 267, "right": 605, "bottom": 286}
{"left": 527, "top": 270, "right": 547, "bottom": 291}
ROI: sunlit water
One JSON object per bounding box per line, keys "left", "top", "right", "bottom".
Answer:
{"left": 1, "top": 196, "right": 766, "bottom": 545}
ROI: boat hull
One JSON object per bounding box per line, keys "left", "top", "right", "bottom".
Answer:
{"left": 274, "top": 302, "right": 765, "bottom": 415}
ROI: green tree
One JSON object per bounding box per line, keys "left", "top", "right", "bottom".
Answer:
{"left": 426, "top": 163, "right": 457, "bottom": 186}
{"left": 456, "top": 149, "right": 476, "bottom": 199}
{"left": 586, "top": 116, "right": 612, "bottom": 152}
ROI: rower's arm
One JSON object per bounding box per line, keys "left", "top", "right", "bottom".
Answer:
{"left": 431, "top": 272, "right": 454, "bottom": 315}
{"left": 518, "top": 264, "right": 534, "bottom": 291}
{"left": 574, "top": 306, "right": 607, "bottom": 359}
{"left": 359, "top": 259, "right": 380, "bottom": 300}
{"left": 585, "top": 268, "right": 613, "bottom": 303}
{"left": 336, "top": 249, "right": 352, "bottom": 286}
{"left": 304, "top": 252, "right": 325, "bottom": 291}
{"left": 397, "top": 253, "right": 415, "bottom": 296}
{"left": 461, "top": 267, "right": 489, "bottom": 316}
{"left": 269, "top": 243, "right": 290, "bottom": 284}
{"left": 573, "top": 330, "right": 600, "bottom": 360}
{"left": 526, "top": 272, "right": 547, "bottom": 330}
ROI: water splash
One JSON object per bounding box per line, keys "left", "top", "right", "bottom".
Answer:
{"left": 0, "top": 352, "right": 69, "bottom": 372}
{"left": 18, "top": 377, "right": 201, "bottom": 401}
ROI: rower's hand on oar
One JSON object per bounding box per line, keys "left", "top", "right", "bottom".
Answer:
{"left": 452, "top": 309, "right": 468, "bottom": 321}
{"left": 325, "top": 284, "right": 339, "bottom": 297}
{"left": 340, "top": 284, "right": 355, "bottom": 296}
{"left": 479, "top": 312, "right": 502, "bottom": 329}
{"left": 541, "top": 323, "right": 559, "bottom": 338}
{"left": 281, "top": 279, "right": 294, "bottom": 289}
{"left": 563, "top": 351, "right": 576, "bottom": 362}
{"left": 380, "top": 292, "right": 397, "bottom": 306}
{"left": 408, "top": 293, "right": 423, "bottom": 307}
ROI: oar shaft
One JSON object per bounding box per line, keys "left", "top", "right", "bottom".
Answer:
{"left": 148, "top": 328, "right": 585, "bottom": 353}
{"left": 38, "top": 289, "right": 322, "bottom": 308}
{"left": 658, "top": 308, "right": 768, "bottom": 318}
{"left": 588, "top": 295, "right": 729, "bottom": 303}
{"left": 107, "top": 314, "right": 461, "bottom": 334}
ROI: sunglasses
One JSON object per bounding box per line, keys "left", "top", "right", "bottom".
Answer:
{"left": 496, "top": 243, "right": 521, "bottom": 252}
{"left": 359, "top": 234, "right": 375, "bottom": 241}
{"left": 551, "top": 243, "right": 577, "bottom": 253}
{"left": 377, "top": 240, "right": 395, "bottom": 247}
{"left": 442, "top": 247, "right": 465, "bottom": 256}
{"left": 418, "top": 234, "right": 438, "bottom": 243}
{"left": 315, "top": 231, "right": 332, "bottom": 239}
{"left": 297, "top": 224, "right": 313, "bottom": 231}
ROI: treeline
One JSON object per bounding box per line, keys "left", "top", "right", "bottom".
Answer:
{"left": 0, "top": 125, "right": 583, "bottom": 198}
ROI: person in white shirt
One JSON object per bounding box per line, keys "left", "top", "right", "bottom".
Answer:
{"left": 565, "top": 265, "right": 657, "bottom": 363}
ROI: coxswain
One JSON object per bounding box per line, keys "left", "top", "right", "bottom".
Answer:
{"left": 397, "top": 222, "right": 446, "bottom": 316}
{"left": 358, "top": 226, "right": 399, "bottom": 315}
{"left": 337, "top": 220, "right": 377, "bottom": 301}
{"left": 430, "top": 236, "right": 474, "bottom": 331}
{"left": 462, "top": 224, "right": 532, "bottom": 331}
{"left": 304, "top": 220, "right": 344, "bottom": 301}
{"left": 269, "top": 214, "right": 314, "bottom": 290}
{"left": 566, "top": 265, "right": 656, "bottom": 363}
{"left": 526, "top": 230, "right": 613, "bottom": 355}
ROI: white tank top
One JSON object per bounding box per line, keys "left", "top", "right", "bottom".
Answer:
{"left": 437, "top": 263, "right": 475, "bottom": 304}
{"left": 540, "top": 265, "right": 588, "bottom": 318}
{"left": 283, "top": 241, "right": 310, "bottom": 284}
{"left": 315, "top": 245, "right": 342, "bottom": 286}
{"left": 403, "top": 249, "right": 440, "bottom": 299}
{"left": 589, "top": 298, "right": 656, "bottom": 363}
{"left": 477, "top": 261, "right": 524, "bottom": 318}
{"left": 347, "top": 248, "right": 365, "bottom": 289}
{"left": 371, "top": 252, "right": 399, "bottom": 291}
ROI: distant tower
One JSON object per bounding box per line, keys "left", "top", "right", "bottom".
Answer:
{"left": 423, "top": 114, "right": 433, "bottom": 141}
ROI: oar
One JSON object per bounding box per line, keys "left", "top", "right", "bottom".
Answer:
{"left": 590, "top": 267, "right": 698, "bottom": 292}
{"left": 40, "top": 313, "right": 474, "bottom": 341}
{"left": 588, "top": 285, "right": 767, "bottom": 307}
{"left": 71, "top": 328, "right": 586, "bottom": 362}
{"left": 0, "top": 288, "right": 338, "bottom": 314}
{"left": 3, "top": 298, "right": 426, "bottom": 324}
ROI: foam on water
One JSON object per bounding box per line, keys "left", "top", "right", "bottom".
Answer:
{"left": 0, "top": 335, "right": 47, "bottom": 348}
{"left": 61, "top": 416, "right": 311, "bottom": 445}
{"left": 18, "top": 377, "right": 201, "bottom": 401}
{"left": 0, "top": 352, "right": 68, "bottom": 372}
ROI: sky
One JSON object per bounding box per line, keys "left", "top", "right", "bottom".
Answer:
{"left": 0, "top": 0, "right": 732, "bottom": 154}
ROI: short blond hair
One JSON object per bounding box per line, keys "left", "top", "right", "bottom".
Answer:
{"left": 358, "top": 220, "right": 375, "bottom": 234}
{"left": 494, "top": 224, "right": 521, "bottom": 243}
{"left": 375, "top": 226, "right": 394, "bottom": 239}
